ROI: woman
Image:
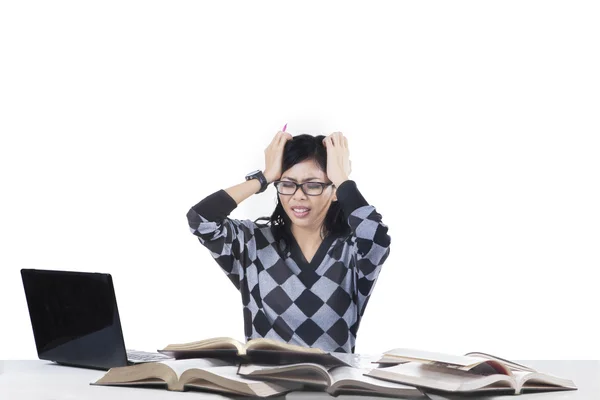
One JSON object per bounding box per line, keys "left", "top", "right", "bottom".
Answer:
{"left": 186, "top": 131, "right": 391, "bottom": 353}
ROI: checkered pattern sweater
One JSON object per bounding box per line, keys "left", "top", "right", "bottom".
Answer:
{"left": 186, "top": 180, "right": 391, "bottom": 353}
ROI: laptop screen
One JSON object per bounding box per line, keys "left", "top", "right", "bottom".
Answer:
{"left": 21, "top": 269, "right": 129, "bottom": 369}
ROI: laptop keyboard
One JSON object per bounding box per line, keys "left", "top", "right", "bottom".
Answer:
{"left": 127, "top": 349, "right": 173, "bottom": 363}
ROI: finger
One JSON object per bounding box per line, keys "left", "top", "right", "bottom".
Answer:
{"left": 275, "top": 131, "right": 288, "bottom": 146}
{"left": 343, "top": 136, "right": 348, "bottom": 148}
{"left": 327, "top": 133, "right": 336, "bottom": 147}
{"left": 332, "top": 132, "right": 343, "bottom": 146}
{"left": 276, "top": 133, "right": 292, "bottom": 148}
{"left": 271, "top": 131, "right": 283, "bottom": 146}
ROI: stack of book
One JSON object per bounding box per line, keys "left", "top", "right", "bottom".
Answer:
{"left": 366, "top": 348, "right": 577, "bottom": 396}
{"left": 91, "top": 337, "right": 577, "bottom": 398}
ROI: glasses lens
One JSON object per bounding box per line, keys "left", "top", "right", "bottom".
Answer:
{"left": 304, "top": 183, "right": 324, "bottom": 195}
{"left": 276, "top": 182, "right": 297, "bottom": 195}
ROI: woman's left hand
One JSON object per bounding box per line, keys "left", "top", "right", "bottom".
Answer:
{"left": 323, "top": 132, "right": 352, "bottom": 187}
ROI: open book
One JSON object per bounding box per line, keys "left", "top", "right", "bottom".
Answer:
{"left": 365, "top": 361, "right": 577, "bottom": 395}
{"left": 158, "top": 337, "right": 351, "bottom": 367}
{"left": 375, "top": 348, "right": 537, "bottom": 374}
{"left": 91, "top": 358, "right": 302, "bottom": 397}
{"left": 238, "top": 362, "right": 426, "bottom": 398}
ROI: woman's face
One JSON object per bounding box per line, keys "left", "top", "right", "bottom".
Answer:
{"left": 278, "top": 159, "right": 337, "bottom": 231}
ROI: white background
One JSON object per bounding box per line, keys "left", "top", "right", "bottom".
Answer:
{"left": 1, "top": 1, "right": 598, "bottom": 361}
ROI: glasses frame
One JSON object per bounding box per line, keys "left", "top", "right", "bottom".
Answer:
{"left": 273, "top": 180, "right": 335, "bottom": 196}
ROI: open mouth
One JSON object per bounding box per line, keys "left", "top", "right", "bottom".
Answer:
{"left": 291, "top": 207, "right": 311, "bottom": 218}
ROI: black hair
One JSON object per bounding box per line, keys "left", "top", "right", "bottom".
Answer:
{"left": 254, "top": 134, "right": 351, "bottom": 254}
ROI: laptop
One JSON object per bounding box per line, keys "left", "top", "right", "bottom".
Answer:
{"left": 20, "top": 268, "right": 172, "bottom": 370}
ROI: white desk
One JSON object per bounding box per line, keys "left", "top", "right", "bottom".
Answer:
{"left": 1, "top": 360, "right": 598, "bottom": 399}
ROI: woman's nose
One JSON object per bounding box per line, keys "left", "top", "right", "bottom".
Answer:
{"left": 292, "top": 187, "right": 308, "bottom": 200}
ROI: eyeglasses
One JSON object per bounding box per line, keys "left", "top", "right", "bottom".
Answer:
{"left": 273, "top": 180, "right": 334, "bottom": 196}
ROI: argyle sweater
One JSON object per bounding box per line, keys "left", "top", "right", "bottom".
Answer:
{"left": 186, "top": 180, "right": 391, "bottom": 353}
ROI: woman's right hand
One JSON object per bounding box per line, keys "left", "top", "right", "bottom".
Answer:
{"left": 263, "top": 130, "right": 293, "bottom": 184}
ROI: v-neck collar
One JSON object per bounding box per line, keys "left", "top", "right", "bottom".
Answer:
{"left": 285, "top": 226, "right": 338, "bottom": 270}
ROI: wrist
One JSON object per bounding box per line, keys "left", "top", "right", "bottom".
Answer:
{"left": 245, "top": 170, "right": 269, "bottom": 194}
{"left": 263, "top": 171, "right": 276, "bottom": 184}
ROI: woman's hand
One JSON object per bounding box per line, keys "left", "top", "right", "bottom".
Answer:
{"left": 263, "top": 130, "right": 293, "bottom": 184}
{"left": 323, "top": 132, "right": 352, "bottom": 187}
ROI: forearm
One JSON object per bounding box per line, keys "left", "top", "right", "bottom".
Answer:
{"left": 336, "top": 180, "right": 391, "bottom": 260}
{"left": 189, "top": 175, "right": 265, "bottom": 223}
{"left": 224, "top": 178, "right": 263, "bottom": 205}
{"left": 336, "top": 180, "right": 369, "bottom": 215}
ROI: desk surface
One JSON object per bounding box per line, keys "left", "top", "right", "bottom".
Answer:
{"left": 1, "top": 360, "right": 598, "bottom": 399}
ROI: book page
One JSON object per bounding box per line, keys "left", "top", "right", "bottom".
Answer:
{"left": 238, "top": 363, "right": 331, "bottom": 386}
{"left": 512, "top": 370, "right": 577, "bottom": 393}
{"left": 464, "top": 352, "right": 537, "bottom": 372}
{"left": 184, "top": 381, "right": 246, "bottom": 395}
{"left": 92, "top": 362, "right": 177, "bottom": 388}
{"left": 238, "top": 362, "right": 328, "bottom": 376}
{"left": 246, "top": 338, "right": 325, "bottom": 353}
{"left": 161, "top": 337, "right": 243, "bottom": 352}
{"left": 468, "top": 360, "right": 512, "bottom": 376}
{"left": 182, "top": 365, "right": 302, "bottom": 397}
{"left": 376, "top": 354, "right": 511, "bottom": 376}
{"left": 329, "top": 352, "right": 382, "bottom": 368}
{"left": 383, "top": 348, "right": 491, "bottom": 368}
{"left": 328, "top": 366, "right": 424, "bottom": 397}
{"left": 330, "top": 366, "right": 416, "bottom": 389}
{"left": 158, "top": 358, "right": 236, "bottom": 379}
{"left": 366, "top": 362, "right": 516, "bottom": 393}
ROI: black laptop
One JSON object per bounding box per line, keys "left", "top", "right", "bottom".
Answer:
{"left": 20, "top": 268, "right": 172, "bottom": 370}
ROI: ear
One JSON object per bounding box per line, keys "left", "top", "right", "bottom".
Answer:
{"left": 332, "top": 186, "right": 338, "bottom": 203}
